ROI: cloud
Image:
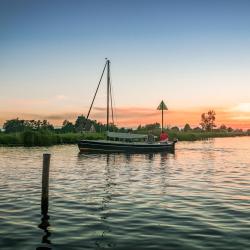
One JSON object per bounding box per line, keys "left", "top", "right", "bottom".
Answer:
{"left": 55, "top": 95, "right": 69, "bottom": 100}
{"left": 230, "top": 103, "right": 250, "bottom": 113}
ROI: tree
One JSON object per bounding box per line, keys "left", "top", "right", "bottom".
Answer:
{"left": 183, "top": 123, "right": 191, "bottom": 132}
{"left": 219, "top": 124, "right": 227, "bottom": 131}
{"left": 200, "top": 110, "right": 216, "bottom": 131}
{"left": 3, "top": 118, "right": 54, "bottom": 132}
{"left": 171, "top": 126, "right": 180, "bottom": 132}
{"left": 234, "top": 129, "right": 243, "bottom": 133}
{"left": 108, "top": 123, "right": 119, "bottom": 132}
{"left": 145, "top": 123, "right": 160, "bottom": 130}
{"left": 61, "top": 120, "right": 75, "bottom": 133}
{"left": 3, "top": 118, "right": 26, "bottom": 133}
{"left": 40, "top": 120, "right": 54, "bottom": 131}
{"left": 75, "top": 115, "right": 87, "bottom": 133}
{"left": 193, "top": 126, "right": 202, "bottom": 132}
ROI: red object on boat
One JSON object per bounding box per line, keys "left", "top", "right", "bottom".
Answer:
{"left": 160, "top": 132, "right": 168, "bottom": 141}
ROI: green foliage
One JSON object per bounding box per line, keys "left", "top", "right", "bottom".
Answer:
{"left": 0, "top": 116, "right": 249, "bottom": 147}
{"left": 62, "top": 120, "right": 75, "bottom": 133}
{"left": 0, "top": 131, "right": 105, "bottom": 146}
{"left": 193, "top": 127, "right": 202, "bottom": 132}
{"left": 3, "top": 118, "right": 26, "bottom": 133}
{"left": 74, "top": 115, "right": 114, "bottom": 133}
{"left": 183, "top": 123, "right": 191, "bottom": 132}
{"left": 0, "top": 133, "right": 23, "bottom": 145}
{"left": 171, "top": 126, "right": 180, "bottom": 132}
{"left": 0, "top": 129, "right": 248, "bottom": 146}
{"left": 22, "top": 130, "right": 58, "bottom": 146}
{"left": 167, "top": 130, "right": 246, "bottom": 141}
{"left": 136, "top": 123, "right": 161, "bottom": 135}
{"left": 75, "top": 115, "right": 86, "bottom": 132}
{"left": 145, "top": 123, "right": 161, "bottom": 130}
{"left": 3, "top": 118, "right": 54, "bottom": 133}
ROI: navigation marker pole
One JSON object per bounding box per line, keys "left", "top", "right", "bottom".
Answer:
{"left": 157, "top": 100, "right": 168, "bottom": 132}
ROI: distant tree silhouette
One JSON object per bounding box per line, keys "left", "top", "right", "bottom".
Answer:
{"left": 3, "top": 118, "right": 54, "bottom": 133}
{"left": 183, "top": 123, "right": 191, "bottom": 132}
{"left": 219, "top": 124, "right": 227, "bottom": 131}
{"left": 62, "top": 120, "right": 75, "bottom": 133}
{"left": 171, "top": 126, "right": 180, "bottom": 132}
{"left": 3, "top": 118, "right": 26, "bottom": 133}
{"left": 75, "top": 115, "right": 87, "bottom": 133}
{"left": 200, "top": 110, "right": 216, "bottom": 131}
{"left": 145, "top": 123, "right": 160, "bottom": 130}
{"left": 193, "top": 126, "right": 202, "bottom": 132}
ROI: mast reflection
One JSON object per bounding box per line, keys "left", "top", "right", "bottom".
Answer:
{"left": 95, "top": 153, "right": 116, "bottom": 249}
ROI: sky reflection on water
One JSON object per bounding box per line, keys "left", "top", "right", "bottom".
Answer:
{"left": 0, "top": 137, "right": 250, "bottom": 249}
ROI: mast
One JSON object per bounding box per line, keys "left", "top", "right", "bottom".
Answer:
{"left": 106, "top": 59, "right": 110, "bottom": 132}
{"left": 162, "top": 107, "right": 163, "bottom": 133}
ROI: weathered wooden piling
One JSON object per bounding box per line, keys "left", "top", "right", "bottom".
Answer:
{"left": 41, "top": 153, "right": 51, "bottom": 216}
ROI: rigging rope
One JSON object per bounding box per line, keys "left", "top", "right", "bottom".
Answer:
{"left": 109, "top": 72, "right": 115, "bottom": 125}
{"left": 110, "top": 72, "right": 117, "bottom": 126}
{"left": 86, "top": 61, "right": 107, "bottom": 121}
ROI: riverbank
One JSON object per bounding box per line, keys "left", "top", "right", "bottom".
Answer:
{"left": 0, "top": 130, "right": 249, "bottom": 146}
{"left": 0, "top": 131, "right": 105, "bottom": 146}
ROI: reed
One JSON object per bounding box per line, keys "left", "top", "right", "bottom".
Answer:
{"left": 0, "top": 131, "right": 105, "bottom": 146}
{"left": 167, "top": 131, "right": 247, "bottom": 141}
{"left": 0, "top": 130, "right": 247, "bottom": 146}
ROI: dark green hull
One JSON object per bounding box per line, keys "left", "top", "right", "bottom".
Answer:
{"left": 78, "top": 140, "right": 176, "bottom": 153}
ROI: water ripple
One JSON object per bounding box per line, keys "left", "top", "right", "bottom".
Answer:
{"left": 0, "top": 137, "right": 250, "bottom": 249}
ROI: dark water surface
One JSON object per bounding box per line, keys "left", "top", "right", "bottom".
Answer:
{"left": 0, "top": 137, "right": 250, "bottom": 250}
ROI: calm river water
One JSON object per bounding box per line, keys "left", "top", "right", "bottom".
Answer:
{"left": 0, "top": 137, "right": 250, "bottom": 250}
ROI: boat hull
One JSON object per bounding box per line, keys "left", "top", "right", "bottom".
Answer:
{"left": 78, "top": 140, "right": 176, "bottom": 153}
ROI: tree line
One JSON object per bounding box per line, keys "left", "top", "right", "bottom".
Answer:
{"left": 1, "top": 110, "right": 249, "bottom": 134}
{"left": 1, "top": 115, "right": 129, "bottom": 134}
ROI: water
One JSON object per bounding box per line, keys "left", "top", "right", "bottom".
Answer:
{"left": 0, "top": 137, "right": 250, "bottom": 250}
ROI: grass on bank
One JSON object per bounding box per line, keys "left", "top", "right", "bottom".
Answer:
{"left": 0, "top": 131, "right": 105, "bottom": 146}
{"left": 0, "top": 130, "right": 248, "bottom": 146}
{"left": 167, "top": 130, "right": 248, "bottom": 141}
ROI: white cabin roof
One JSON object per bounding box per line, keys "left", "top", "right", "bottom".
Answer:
{"left": 107, "top": 131, "right": 148, "bottom": 139}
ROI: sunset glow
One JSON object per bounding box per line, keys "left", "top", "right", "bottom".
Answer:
{"left": 1, "top": 1, "right": 250, "bottom": 130}
{"left": 1, "top": 104, "right": 249, "bottom": 130}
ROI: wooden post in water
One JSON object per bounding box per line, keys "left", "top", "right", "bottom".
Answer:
{"left": 41, "top": 153, "right": 51, "bottom": 216}
{"left": 37, "top": 153, "right": 51, "bottom": 250}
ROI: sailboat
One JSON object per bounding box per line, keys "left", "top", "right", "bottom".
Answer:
{"left": 78, "top": 59, "right": 177, "bottom": 153}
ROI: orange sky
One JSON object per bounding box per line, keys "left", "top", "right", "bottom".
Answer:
{"left": 1, "top": 105, "right": 249, "bottom": 130}
{"left": 1, "top": 1, "right": 250, "bottom": 131}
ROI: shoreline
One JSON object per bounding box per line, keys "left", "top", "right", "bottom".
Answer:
{"left": 0, "top": 131, "right": 249, "bottom": 147}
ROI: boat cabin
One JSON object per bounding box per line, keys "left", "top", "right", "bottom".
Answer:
{"left": 107, "top": 131, "right": 147, "bottom": 142}
{"left": 107, "top": 131, "right": 157, "bottom": 143}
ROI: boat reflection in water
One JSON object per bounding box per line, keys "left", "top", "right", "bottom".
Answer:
{"left": 94, "top": 154, "right": 116, "bottom": 249}
{"left": 77, "top": 151, "right": 174, "bottom": 248}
